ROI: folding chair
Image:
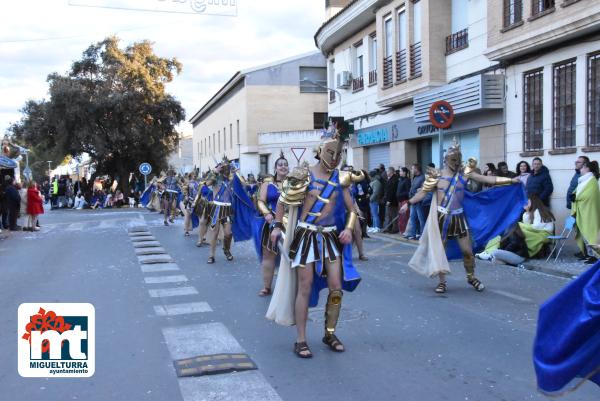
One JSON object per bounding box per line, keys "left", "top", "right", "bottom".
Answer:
{"left": 545, "top": 216, "right": 576, "bottom": 262}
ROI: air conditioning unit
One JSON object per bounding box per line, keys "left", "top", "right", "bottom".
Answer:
{"left": 336, "top": 71, "right": 352, "bottom": 89}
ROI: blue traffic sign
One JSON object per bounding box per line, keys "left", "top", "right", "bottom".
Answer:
{"left": 139, "top": 163, "right": 152, "bottom": 175}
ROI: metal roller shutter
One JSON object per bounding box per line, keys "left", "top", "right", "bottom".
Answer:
{"left": 367, "top": 144, "right": 390, "bottom": 171}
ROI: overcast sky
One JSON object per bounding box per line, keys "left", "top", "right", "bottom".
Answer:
{"left": 0, "top": 0, "right": 325, "bottom": 136}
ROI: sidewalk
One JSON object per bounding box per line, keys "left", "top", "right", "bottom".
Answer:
{"left": 373, "top": 232, "right": 590, "bottom": 279}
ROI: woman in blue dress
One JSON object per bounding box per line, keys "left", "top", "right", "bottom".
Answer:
{"left": 257, "top": 154, "right": 289, "bottom": 296}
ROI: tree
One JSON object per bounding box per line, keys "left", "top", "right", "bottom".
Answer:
{"left": 10, "top": 36, "right": 185, "bottom": 193}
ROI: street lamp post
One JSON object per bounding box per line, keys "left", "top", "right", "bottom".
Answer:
{"left": 47, "top": 161, "right": 52, "bottom": 179}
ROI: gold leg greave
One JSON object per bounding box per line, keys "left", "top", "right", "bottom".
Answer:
{"left": 324, "top": 290, "right": 343, "bottom": 336}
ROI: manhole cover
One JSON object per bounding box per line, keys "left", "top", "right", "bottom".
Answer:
{"left": 308, "top": 307, "right": 367, "bottom": 323}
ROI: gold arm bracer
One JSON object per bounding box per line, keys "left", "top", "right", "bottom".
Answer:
{"left": 345, "top": 211, "right": 358, "bottom": 231}
{"left": 494, "top": 176, "right": 513, "bottom": 186}
{"left": 257, "top": 199, "right": 272, "bottom": 216}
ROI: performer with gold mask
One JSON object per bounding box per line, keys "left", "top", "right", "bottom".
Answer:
{"left": 402, "top": 139, "right": 524, "bottom": 294}
{"left": 269, "top": 120, "right": 362, "bottom": 359}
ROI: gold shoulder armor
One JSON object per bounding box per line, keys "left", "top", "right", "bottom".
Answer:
{"left": 279, "top": 164, "right": 310, "bottom": 206}
{"left": 422, "top": 168, "right": 441, "bottom": 192}
{"left": 351, "top": 170, "right": 366, "bottom": 183}
{"left": 338, "top": 170, "right": 353, "bottom": 188}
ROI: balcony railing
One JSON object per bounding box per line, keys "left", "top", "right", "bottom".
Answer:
{"left": 446, "top": 28, "right": 469, "bottom": 55}
{"left": 352, "top": 76, "right": 364, "bottom": 92}
{"left": 409, "top": 42, "right": 422, "bottom": 78}
{"left": 382, "top": 55, "right": 393, "bottom": 88}
{"left": 395, "top": 49, "right": 407, "bottom": 82}
{"left": 368, "top": 69, "right": 377, "bottom": 85}
{"left": 329, "top": 90, "right": 336, "bottom": 102}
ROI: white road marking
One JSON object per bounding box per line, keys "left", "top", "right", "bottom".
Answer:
{"left": 148, "top": 287, "right": 198, "bottom": 298}
{"left": 141, "top": 263, "right": 180, "bottom": 273}
{"left": 137, "top": 254, "right": 174, "bottom": 264}
{"left": 153, "top": 302, "right": 212, "bottom": 316}
{"left": 489, "top": 289, "right": 533, "bottom": 303}
{"left": 178, "top": 371, "right": 282, "bottom": 401}
{"left": 133, "top": 241, "right": 162, "bottom": 248}
{"left": 144, "top": 275, "right": 188, "bottom": 284}
{"left": 162, "top": 323, "right": 281, "bottom": 401}
{"left": 135, "top": 247, "right": 167, "bottom": 256}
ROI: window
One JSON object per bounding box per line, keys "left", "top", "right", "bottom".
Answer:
{"left": 383, "top": 16, "right": 394, "bottom": 88}
{"left": 553, "top": 59, "right": 576, "bottom": 149}
{"left": 236, "top": 120, "right": 240, "bottom": 144}
{"left": 259, "top": 155, "right": 269, "bottom": 176}
{"left": 314, "top": 112, "right": 328, "bottom": 129}
{"left": 299, "top": 66, "right": 327, "bottom": 93}
{"left": 532, "top": 0, "right": 554, "bottom": 15}
{"left": 410, "top": 0, "right": 422, "bottom": 78}
{"left": 209, "top": 135, "right": 212, "bottom": 155}
{"left": 523, "top": 69, "right": 544, "bottom": 151}
{"left": 396, "top": 9, "right": 407, "bottom": 82}
{"left": 369, "top": 34, "right": 377, "bottom": 71}
{"left": 588, "top": 53, "right": 600, "bottom": 146}
{"left": 352, "top": 41, "right": 364, "bottom": 91}
{"left": 230, "top": 123, "right": 233, "bottom": 149}
{"left": 503, "top": 0, "right": 522, "bottom": 27}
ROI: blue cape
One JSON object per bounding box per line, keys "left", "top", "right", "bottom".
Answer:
{"left": 446, "top": 184, "right": 527, "bottom": 259}
{"left": 309, "top": 183, "right": 361, "bottom": 307}
{"left": 139, "top": 184, "right": 155, "bottom": 207}
{"left": 533, "top": 262, "right": 600, "bottom": 393}
{"left": 231, "top": 174, "right": 257, "bottom": 242}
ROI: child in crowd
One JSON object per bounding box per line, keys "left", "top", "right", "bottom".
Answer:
{"left": 26, "top": 181, "right": 44, "bottom": 231}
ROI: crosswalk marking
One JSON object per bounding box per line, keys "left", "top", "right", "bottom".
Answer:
{"left": 153, "top": 302, "right": 212, "bottom": 316}
{"left": 144, "top": 275, "right": 188, "bottom": 284}
{"left": 141, "top": 263, "right": 180, "bottom": 273}
{"left": 162, "top": 323, "right": 281, "bottom": 401}
{"left": 148, "top": 287, "right": 198, "bottom": 298}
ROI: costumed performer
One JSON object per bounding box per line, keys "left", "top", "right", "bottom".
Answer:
{"left": 268, "top": 121, "right": 362, "bottom": 358}
{"left": 256, "top": 152, "right": 289, "bottom": 297}
{"left": 403, "top": 140, "right": 524, "bottom": 294}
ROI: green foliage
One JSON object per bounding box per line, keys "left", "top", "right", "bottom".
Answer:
{"left": 10, "top": 36, "right": 185, "bottom": 189}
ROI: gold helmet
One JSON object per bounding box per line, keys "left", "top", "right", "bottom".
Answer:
{"left": 315, "top": 119, "right": 348, "bottom": 173}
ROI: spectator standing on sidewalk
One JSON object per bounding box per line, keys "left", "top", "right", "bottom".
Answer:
{"left": 368, "top": 170, "right": 383, "bottom": 232}
{"left": 526, "top": 157, "right": 554, "bottom": 207}
{"left": 383, "top": 167, "right": 399, "bottom": 233}
{"left": 396, "top": 167, "right": 411, "bottom": 234}
{"left": 18, "top": 181, "right": 28, "bottom": 229}
{"left": 4, "top": 177, "right": 21, "bottom": 231}
{"left": 497, "top": 162, "right": 516, "bottom": 178}
{"left": 515, "top": 161, "right": 531, "bottom": 188}
{"left": 355, "top": 169, "right": 372, "bottom": 237}
{"left": 51, "top": 177, "right": 58, "bottom": 209}
{"left": 566, "top": 156, "right": 590, "bottom": 210}
{"left": 26, "top": 181, "right": 43, "bottom": 231}
{"left": 404, "top": 163, "right": 425, "bottom": 240}
{"left": 570, "top": 160, "right": 600, "bottom": 264}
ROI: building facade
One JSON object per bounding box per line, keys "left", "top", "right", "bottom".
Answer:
{"left": 168, "top": 131, "right": 194, "bottom": 174}
{"left": 189, "top": 52, "right": 328, "bottom": 177}
{"left": 486, "top": 0, "right": 600, "bottom": 215}
{"left": 316, "top": 0, "right": 505, "bottom": 172}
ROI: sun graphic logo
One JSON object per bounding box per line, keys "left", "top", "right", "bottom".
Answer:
{"left": 18, "top": 303, "right": 95, "bottom": 377}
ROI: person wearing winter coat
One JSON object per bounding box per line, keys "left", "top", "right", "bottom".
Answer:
{"left": 383, "top": 167, "right": 399, "bottom": 233}
{"left": 566, "top": 156, "right": 589, "bottom": 210}
{"left": 369, "top": 170, "right": 383, "bottom": 231}
{"left": 26, "top": 181, "right": 44, "bottom": 231}
{"left": 396, "top": 167, "right": 411, "bottom": 234}
{"left": 4, "top": 177, "right": 21, "bottom": 231}
{"left": 525, "top": 157, "right": 554, "bottom": 207}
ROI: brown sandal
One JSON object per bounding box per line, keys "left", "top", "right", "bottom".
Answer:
{"left": 294, "top": 342, "right": 313, "bottom": 358}
{"left": 435, "top": 282, "right": 447, "bottom": 294}
{"left": 224, "top": 250, "right": 234, "bottom": 261}
{"left": 322, "top": 334, "right": 345, "bottom": 352}
{"left": 258, "top": 288, "right": 272, "bottom": 297}
{"left": 207, "top": 256, "right": 215, "bottom": 264}
{"left": 359, "top": 254, "right": 369, "bottom": 261}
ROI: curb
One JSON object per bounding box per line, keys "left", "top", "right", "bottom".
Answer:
{"left": 369, "top": 232, "right": 579, "bottom": 280}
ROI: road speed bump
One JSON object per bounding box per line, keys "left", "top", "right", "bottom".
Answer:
{"left": 173, "top": 353, "right": 257, "bottom": 377}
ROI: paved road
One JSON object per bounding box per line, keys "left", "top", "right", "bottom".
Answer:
{"left": 0, "top": 208, "right": 597, "bottom": 401}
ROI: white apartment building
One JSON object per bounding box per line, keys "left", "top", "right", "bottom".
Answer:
{"left": 486, "top": 0, "right": 600, "bottom": 217}
{"left": 316, "top": 0, "right": 506, "bottom": 171}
